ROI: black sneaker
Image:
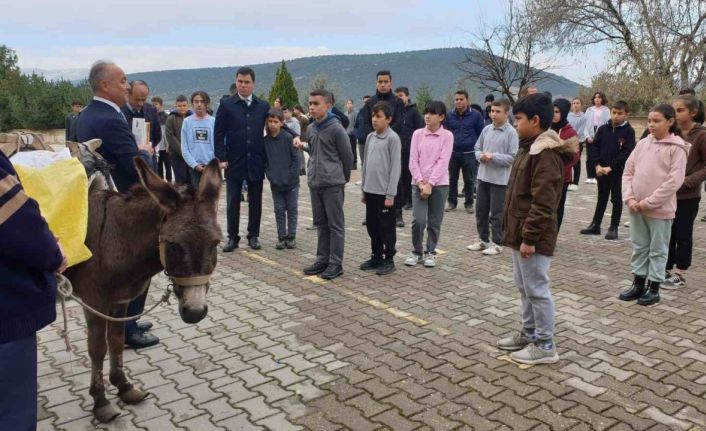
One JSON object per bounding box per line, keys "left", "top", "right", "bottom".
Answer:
{"left": 275, "top": 237, "right": 286, "bottom": 250}
{"left": 360, "top": 257, "right": 383, "bottom": 271}
{"left": 445, "top": 203, "right": 457, "bottom": 212}
{"left": 396, "top": 215, "right": 405, "bottom": 228}
{"left": 303, "top": 261, "right": 328, "bottom": 275}
{"left": 320, "top": 264, "right": 343, "bottom": 280}
{"left": 376, "top": 260, "right": 396, "bottom": 276}
{"left": 580, "top": 223, "right": 601, "bottom": 235}
{"left": 222, "top": 238, "right": 239, "bottom": 252}
{"left": 605, "top": 227, "right": 618, "bottom": 240}
{"left": 248, "top": 237, "right": 261, "bottom": 250}
{"left": 285, "top": 236, "right": 296, "bottom": 249}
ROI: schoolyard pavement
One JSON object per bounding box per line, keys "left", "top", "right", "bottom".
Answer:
{"left": 37, "top": 165, "right": 706, "bottom": 430}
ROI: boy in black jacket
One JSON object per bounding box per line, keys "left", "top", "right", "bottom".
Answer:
{"left": 395, "top": 86, "right": 425, "bottom": 218}
{"left": 581, "top": 101, "right": 636, "bottom": 239}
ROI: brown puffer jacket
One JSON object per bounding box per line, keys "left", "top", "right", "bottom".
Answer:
{"left": 502, "top": 129, "right": 578, "bottom": 257}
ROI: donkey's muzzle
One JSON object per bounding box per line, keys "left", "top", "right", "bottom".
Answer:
{"left": 179, "top": 303, "right": 208, "bottom": 324}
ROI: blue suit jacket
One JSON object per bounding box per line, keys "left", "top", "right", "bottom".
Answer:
{"left": 77, "top": 99, "right": 152, "bottom": 192}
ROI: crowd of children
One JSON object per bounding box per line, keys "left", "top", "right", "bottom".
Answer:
{"left": 136, "top": 81, "right": 705, "bottom": 366}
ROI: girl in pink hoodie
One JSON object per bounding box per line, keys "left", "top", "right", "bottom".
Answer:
{"left": 618, "top": 104, "right": 689, "bottom": 306}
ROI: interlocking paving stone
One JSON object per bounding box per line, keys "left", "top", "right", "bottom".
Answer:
{"left": 37, "top": 171, "right": 706, "bottom": 429}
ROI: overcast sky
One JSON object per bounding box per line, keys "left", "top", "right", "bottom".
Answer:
{"left": 1, "top": 0, "right": 606, "bottom": 85}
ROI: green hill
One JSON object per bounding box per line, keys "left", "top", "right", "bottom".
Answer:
{"left": 130, "top": 48, "right": 582, "bottom": 109}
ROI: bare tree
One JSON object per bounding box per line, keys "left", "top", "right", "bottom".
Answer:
{"left": 534, "top": 0, "right": 706, "bottom": 91}
{"left": 457, "top": 0, "right": 557, "bottom": 104}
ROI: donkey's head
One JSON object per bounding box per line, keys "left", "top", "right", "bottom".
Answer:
{"left": 135, "top": 158, "right": 222, "bottom": 324}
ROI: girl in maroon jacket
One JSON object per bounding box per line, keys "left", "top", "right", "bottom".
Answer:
{"left": 551, "top": 99, "right": 580, "bottom": 231}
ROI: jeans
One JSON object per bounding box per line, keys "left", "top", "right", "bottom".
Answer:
{"left": 511, "top": 250, "right": 555, "bottom": 343}
{"left": 311, "top": 185, "right": 346, "bottom": 265}
{"left": 226, "top": 177, "right": 263, "bottom": 241}
{"left": 448, "top": 151, "right": 478, "bottom": 207}
{"left": 272, "top": 187, "right": 299, "bottom": 238}
{"left": 475, "top": 180, "right": 506, "bottom": 243}
{"left": 348, "top": 134, "right": 358, "bottom": 169}
{"left": 190, "top": 169, "right": 201, "bottom": 188}
{"left": 630, "top": 213, "right": 672, "bottom": 282}
{"left": 592, "top": 172, "right": 622, "bottom": 228}
{"left": 0, "top": 335, "right": 37, "bottom": 431}
{"left": 365, "top": 192, "right": 397, "bottom": 260}
{"left": 158, "top": 150, "right": 172, "bottom": 182}
{"left": 125, "top": 280, "right": 150, "bottom": 337}
{"left": 666, "top": 197, "right": 700, "bottom": 271}
{"left": 411, "top": 185, "right": 449, "bottom": 254}
{"left": 358, "top": 143, "right": 366, "bottom": 166}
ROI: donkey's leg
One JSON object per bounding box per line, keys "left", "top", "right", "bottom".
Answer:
{"left": 107, "top": 303, "right": 149, "bottom": 404}
{"left": 86, "top": 311, "right": 120, "bottom": 423}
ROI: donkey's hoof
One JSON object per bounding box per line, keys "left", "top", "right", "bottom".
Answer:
{"left": 119, "top": 387, "right": 149, "bottom": 405}
{"left": 94, "top": 403, "right": 121, "bottom": 423}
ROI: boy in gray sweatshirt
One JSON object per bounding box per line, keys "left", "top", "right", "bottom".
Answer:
{"left": 360, "top": 101, "right": 402, "bottom": 275}
{"left": 468, "top": 98, "right": 518, "bottom": 255}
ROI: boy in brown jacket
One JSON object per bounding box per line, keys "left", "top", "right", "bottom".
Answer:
{"left": 497, "top": 93, "right": 577, "bottom": 365}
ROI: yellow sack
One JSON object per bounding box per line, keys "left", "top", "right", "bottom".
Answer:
{"left": 14, "top": 158, "right": 92, "bottom": 267}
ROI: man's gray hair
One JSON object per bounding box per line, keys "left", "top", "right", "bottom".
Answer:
{"left": 88, "top": 60, "right": 116, "bottom": 93}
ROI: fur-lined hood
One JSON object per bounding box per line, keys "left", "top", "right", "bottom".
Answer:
{"left": 529, "top": 129, "right": 579, "bottom": 163}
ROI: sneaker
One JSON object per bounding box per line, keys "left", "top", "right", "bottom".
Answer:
{"left": 624, "top": 221, "right": 631, "bottom": 227}
{"left": 403, "top": 202, "right": 413, "bottom": 211}
{"left": 467, "top": 241, "right": 489, "bottom": 251}
{"left": 320, "top": 264, "right": 344, "bottom": 280}
{"left": 568, "top": 184, "right": 578, "bottom": 191}
{"left": 404, "top": 253, "right": 423, "bottom": 266}
{"left": 303, "top": 261, "right": 328, "bottom": 275}
{"left": 445, "top": 203, "right": 457, "bottom": 212}
{"left": 360, "top": 257, "right": 383, "bottom": 271}
{"left": 584, "top": 178, "right": 592, "bottom": 184}
{"left": 465, "top": 205, "right": 474, "bottom": 214}
{"left": 496, "top": 332, "right": 532, "bottom": 352}
{"left": 355, "top": 180, "right": 362, "bottom": 186}
{"left": 285, "top": 236, "right": 296, "bottom": 249}
{"left": 482, "top": 243, "right": 503, "bottom": 255}
{"left": 510, "top": 343, "right": 559, "bottom": 365}
{"left": 376, "top": 260, "right": 396, "bottom": 276}
{"left": 275, "top": 237, "right": 287, "bottom": 250}
{"left": 702, "top": 215, "right": 706, "bottom": 222}
{"left": 662, "top": 273, "right": 686, "bottom": 290}
{"left": 423, "top": 252, "right": 437, "bottom": 267}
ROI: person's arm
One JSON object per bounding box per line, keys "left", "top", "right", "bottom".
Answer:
{"left": 336, "top": 127, "right": 354, "bottom": 182}
{"left": 165, "top": 116, "right": 181, "bottom": 156}
{"left": 588, "top": 126, "right": 602, "bottom": 166}
{"left": 427, "top": 131, "right": 454, "bottom": 186}
{"left": 521, "top": 152, "right": 563, "bottom": 246}
{"left": 473, "top": 112, "right": 484, "bottom": 139}
{"left": 492, "top": 128, "right": 519, "bottom": 167}
{"left": 332, "top": 107, "right": 350, "bottom": 130}
{"left": 584, "top": 109, "right": 594, "bottom": 142}
{"left": 361, "top": 134, "right": 371, "bottom": 191}
{"left": 612, "top": 127, "right": 636, "bottom": 171}
{"left": 150, "top": 108, "right": 162, "bottom": 147}
{"left": 214, "top": 104, "right": 228, "bottom": 162}
{"left": 640, "top": 147, "right": 687, "bottom": 210}
{"left": 386, "top": 134, "right": 402, "bottom": 200}
{"left": 0, "top": 156, "right": 63, "bottom": 271}
{"left": 475, "top": 128, "right": 485, "bottom": 162}
{"left": 413, "top": 108, "right": 424, "bottom": 131}
{"left": 683, "top": 135, "right": 706, "bottom": 188}
{"left": 390, "top": 100, "right": 405, "bottom": 134}
{"left": 107, "top": 117, "right": 153, "bottom": 183}
{"left": 288, "top": 136, "right": 299, "bottom": 179}
{"left": 622, "top": 146, "right": 637, "bottom": 206}
{"left": 409, "top": 130, "right": 422, "bottom": 183}
{"left": 181, "top": 119, "right": 199, "bottom": 169}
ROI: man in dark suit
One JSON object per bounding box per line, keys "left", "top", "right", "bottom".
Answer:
{"left": 77, "top": 60, "right": 158, "bottom": 349}
{"left": 215, "top": 66, "right": 300, "bottom": 252}
{"left": 121, "top": 80, "right": 162, "bottom": 159}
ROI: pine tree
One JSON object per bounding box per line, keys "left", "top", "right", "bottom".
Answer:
{"left": 415, "top": 83, "right": 433, "bottom": 116}
{"left": 268, "top": 60, "right": 299, "bottom": 108}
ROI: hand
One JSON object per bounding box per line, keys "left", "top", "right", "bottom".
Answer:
{"left": 138, "top": 142, "right": 154, "bottom": 155}
{"left": 384, "top": 198, "right": 394, "bottom": 208}
{"left": 219, "top": 161, "right": 228, "bottom": 170}
{"left": 361, "top": 194, "right": 366, "bottom": 204}
{"left": 293, "top": 137, "right": 304, "bottom": 149}
{"left": 604, "top": 166, "right": 612, "bottom": 175}
{"left": 55, "top": 237, "right": 68, "bottom": 273}
{"left": 195, "top": 164, "right": 205, "bottom": 173}
{"left": 587, "top": 137, "right": 593, "bottom": 144}
{"left": 483, "top": 152, "right": 493, "bottom": 161}
{"left": 629, "top": 202, "right": 641, "bottom": 213}
{"left": 520, "top": 242, "right": 535, "bottom": 259}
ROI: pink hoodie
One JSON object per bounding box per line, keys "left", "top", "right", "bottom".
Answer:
{"left": 622, "top": 134, "right": 690, "bottom": 219}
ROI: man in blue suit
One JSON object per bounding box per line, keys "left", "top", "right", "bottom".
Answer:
{"left": 77, "top": 60, "right": 158, "bottom": 349}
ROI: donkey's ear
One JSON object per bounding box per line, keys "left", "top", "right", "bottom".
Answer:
{"left": 134, "top": 156, "right": 181, "bottom": 212}
{"left": 198, "top": 158, "right": 222, "bottom": 211}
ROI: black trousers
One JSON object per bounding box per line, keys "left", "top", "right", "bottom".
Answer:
{"left": 348, "top": 134, "right": 358, "bottom": 169}
{"left": 667, "top": 197, "right": 700, "bottom": 271}
{"left": 226, "top": 177, "right": 263, "bottom": 241}
{"left": 572, "top": 142, "right": 584, "bottom": 185}
{"left": 158, "top": 150, "right": 172, "bottom": 182}
{"left": 365, "top": 192, "right": 397, "bottom": 260}
{"left": 592, "top": 172, "right": 622, "bottom": 228}
{"left": 395, "top": 147, "right": 412, "bottom": 212}
{"left": 171, "top": 153, "right": 190, "bottom": 185}
{"left": 448, "top": 151, "right": 478, "bottom": 207}
{"left": 557, "top": 183, "right": 570, "bottom": 231}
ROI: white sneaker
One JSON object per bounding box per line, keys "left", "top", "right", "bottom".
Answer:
{"left": 404, "top": 253, "right": 422, "bottom": 266}
{"left": 584, "top": 178, "right": 592, "bottom": 184}
{"left": 354, "top": 180, "right": 362, "bottom": 185}
{"left": 568, "top": 184, "right": 578, "bottom": 191}
{"left": 590, "top": 178, "right": 597, "bottom": 184}
{"left": 423, "top": 252, "right": 437, "bottom": 267}
{"left": 510, "top": 343, "right": 559, "bottom": 365}
{"left": 624, "top": 221, "right": 630, "bottom": 227}
{"left": 466, "top": 241, "right": 489, "bottom": 251}
{"left": 482, "top": 243, "right": 503, "bottom": 255}
{"left": 661, "top": 273, "right": 686, "bottom": 290}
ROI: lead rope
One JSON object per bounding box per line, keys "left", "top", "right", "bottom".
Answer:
{"left": 55, "top": 273, "right": 173, "bottom": 352}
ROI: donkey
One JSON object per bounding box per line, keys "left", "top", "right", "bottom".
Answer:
{"left": 64, "top": 157, "right": 222, "bottom": 422}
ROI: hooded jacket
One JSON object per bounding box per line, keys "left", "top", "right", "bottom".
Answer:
{"left": 305, "top": 114, "right": 354, "bottom": 188}
{"left": 678, "top": 124, "right": 706, "bottom": 200}
{"left": 587, "top": 120, "right": 636, "bottom": 174}
{"left": 165, "top": 109, "right": 193, "bottom": 157}
{"left": 623, "top": 134, "right": 689, "bottom": 220}
{"left": 358, "top": 90, "right": 406, "bottom": 140}
{"left": 398, "top": 102, "right": 424, "bottom": 148}
{"left": 502, "top": 129, "right": 578, "bottom": 256}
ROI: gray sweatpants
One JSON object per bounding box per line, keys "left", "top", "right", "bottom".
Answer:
{"left": 411, "top": 185, "right": 449, "bottom": 255}
{"left": 475, "top": 180, "right": 506, "bottom": 244}
{"left": 310, "top": 185, "right": 345, "bottom": 266}
{"left": 511, "top": 249, "right": 555, "bottom": 343}
{"left": 629, "top": 213, "right": 672, "bottom": 282}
